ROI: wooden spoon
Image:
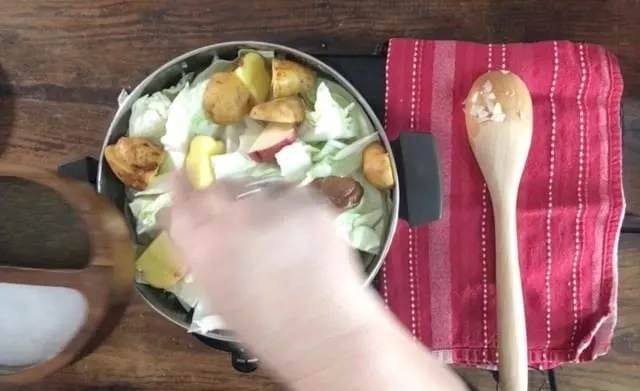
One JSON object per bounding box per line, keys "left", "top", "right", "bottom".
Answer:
{"left": 464, "top": 70, "right": 533, "bottom": 391}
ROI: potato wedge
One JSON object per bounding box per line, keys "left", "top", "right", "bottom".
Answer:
{"left": 185, "top": 135, "right": 226, "bottom": 189}
{"left": 136, "top": 231, "right": 187, "bottom": 289}
{"left": 234, "top": 52, "right": 270, "bottom": 104}
{"left": 362, "top": 141, "right": 395, "bottom": 190}
{"left": 203, "top": 72, "right": 252, "bottom": 125}
{"left": 271, "top": 58, "right": 316, "bottom": 99}
{"left": 104, "top": 136, "right": 166, "bottom": 190}
{"left": 249, "top": 96, "right": 306, "bottom": 123}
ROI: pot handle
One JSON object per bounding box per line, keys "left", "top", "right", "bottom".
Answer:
{"left": 58, "top": 157, "right": 99, "bottom": 189}
{"left": 390, "top": 131, "right": 443, "bottom": 227}
{"left": 191, "top": 334, "right": 259, "bottom": 373}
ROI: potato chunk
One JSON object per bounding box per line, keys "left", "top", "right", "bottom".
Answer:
{"left": 249, "top": 97, "right": 306, "bottom": 124}
{"left": 203, "top": 72, "right": 252, "bottom": 125}
{"left": 271, "top": 58, "right": 316, "bottom": 99}
{"left": 362, "top": 141, "right": 394, "bottom": 190}
{"left": 234, "top": 52, "right": 270, "bottom": 104}
{"left": 104, "top": 136, "right": 165, "bottom": 190}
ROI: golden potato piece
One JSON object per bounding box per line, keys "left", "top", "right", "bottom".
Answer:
{"left": 104, "top": 136, "right": 166, "bottom": 190}
{"left": 234, "top": 52, "right": 270, "bottom": 104}
{"left": 271, "top": 58, "right": 316, "bottom": 99}
{"left": 203, "top": 72, "right": 252, "bottom": 125}
{"left": 362, "top": 141, "right": 395, "bottom": 190}
{"left": 136, "top": 231, "right": 187, "bottom": 289}
{"left": 249, "top": 97, "right": 306, "bottom": 124}
{"left": 185, "top": 135, "right": 226, "bottom": 189}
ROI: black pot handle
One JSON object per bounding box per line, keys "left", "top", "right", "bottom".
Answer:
{"left": 191, "top": 333, "right": 259, "bottom": 373}
{"left": 230, "top": 346, "right": 259, "bottom": 373}
{"left": 58, "top": 157, "right": 99, "bottom": 189}
{"left": 390, "top": 132, "right": 443, "bottom": 227}
{"left": 389, "top": 130, "right": 640, "bottom": 233}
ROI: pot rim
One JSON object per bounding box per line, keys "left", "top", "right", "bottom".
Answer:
{"left": 97, "top": 41, "right": 400, "bottom": 342}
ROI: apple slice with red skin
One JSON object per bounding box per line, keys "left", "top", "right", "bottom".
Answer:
{"left": 247, "top": 122, "right": 298, "bottom": 163}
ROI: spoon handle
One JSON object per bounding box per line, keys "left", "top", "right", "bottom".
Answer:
{"left": 494, "top": 201, "right": 528, "bottom": 391}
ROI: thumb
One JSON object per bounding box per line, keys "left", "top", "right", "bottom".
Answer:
{"left": 169, "top": 169, "right": 195, "bottom": 206}
{"left": 160, "top": 170, "right": 196, "bottom": 235}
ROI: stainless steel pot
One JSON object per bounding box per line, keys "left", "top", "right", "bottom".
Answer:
{"left": 97, "top": 41, "right": 442, "bottom": 371}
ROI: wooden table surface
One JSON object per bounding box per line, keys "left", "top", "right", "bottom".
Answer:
{"left": 1, "top": 1, "right": 639, "bottom": 390}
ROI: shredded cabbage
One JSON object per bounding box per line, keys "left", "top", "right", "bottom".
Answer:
{"left": 128, "top": 73, "right": 194, "bottom": 142}
{"left": 300, "top": 82, "right": 358, "bottom": 142}
{"left": 275, "top": 141, "right": 313, "bottom": 181}
{"left": 128, "top": 92, "right": 172, "bottom": 142}
{"left": 128, "top": 192, "right": 171, "bottom": 235}
{"left": 210, "top": 152, "right": 259, "bottom": 180}
{"left": 335, "top": 172, "right": 388, "bottom": 254}
{"left": 167, "top": 274, "right": 200, "bottom": 311}
{"left": 188, "top": 301, "right": 225, "bottom": 334}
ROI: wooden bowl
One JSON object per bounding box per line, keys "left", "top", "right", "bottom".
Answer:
{"left": 0, "top": 164, "right": 135, "bottom": 384}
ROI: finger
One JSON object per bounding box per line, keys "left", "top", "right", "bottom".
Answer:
{"left": 167, "top": 180, "right": 247, "bottom": 245}
{"left": 211, "top": 180, "right": 254, "bottom": 200}
{"left": 169, "top": 218, "right": 232, "bottom": 272}
{"left": 248, "top": 182, "right": 334, "bottom": 223}
{"left": 157, "top": 207, "right": 171, "bottom": 228}
{"left": 169, "top": 170, "right": 195, "bottom": 205}
{"left": 167, "top": 172, "right": 212, "bottom": 242}
{"left": 169, "top": 194, "right": 248, "bottom": 274}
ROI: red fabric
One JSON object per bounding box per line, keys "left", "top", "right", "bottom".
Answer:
{"left": 381, "top": 39, "right": 624, "bottom": 369}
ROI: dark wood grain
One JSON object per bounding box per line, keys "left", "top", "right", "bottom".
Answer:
{"left": 0, "top": 99, "right": 111, "bottom": 168}
{"left": 1, "top": 1, "right": 640, "bottom": 94}
{"left": 622, "top": 98, "right": 640, "bottom": 214}
{"left": 554, "top": 234, "right": 640, "bottom": 391}
{"left": 1, "top": 0, "right": 640, "bottom": 390}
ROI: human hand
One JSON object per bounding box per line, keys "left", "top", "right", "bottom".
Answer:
{"left": 166, "top": 173, "right": 378, "bottom": 380}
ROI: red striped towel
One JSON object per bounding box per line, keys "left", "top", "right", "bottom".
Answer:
{"left": 381, "top": 39, "right": 624, "bottom": 369}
